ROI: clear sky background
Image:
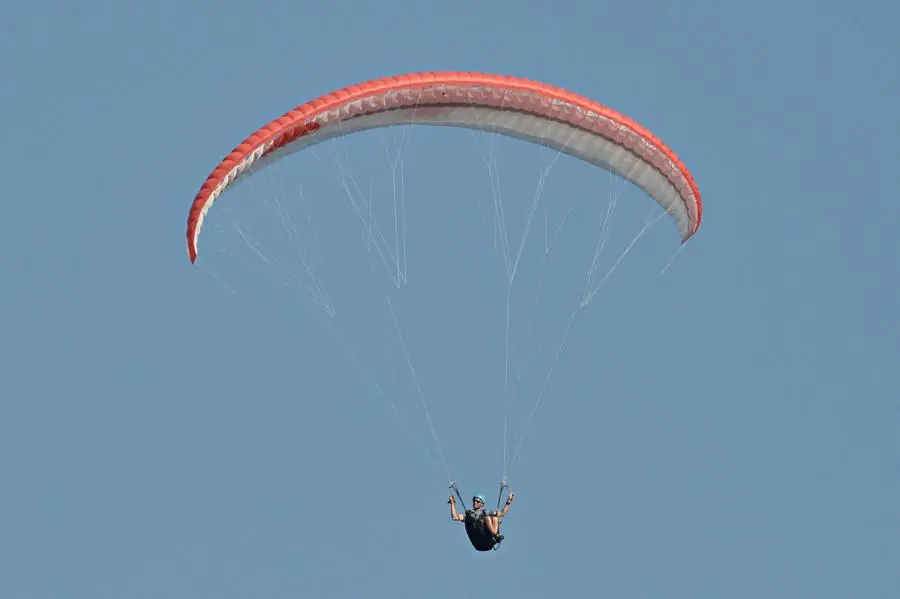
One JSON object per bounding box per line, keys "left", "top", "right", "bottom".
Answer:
{"left": 2, "top": 1, "right": 898, "bottom": 597}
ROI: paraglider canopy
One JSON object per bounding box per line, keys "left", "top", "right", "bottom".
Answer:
{"left": 186, "top": 71, "right": 702, "bottom": 263}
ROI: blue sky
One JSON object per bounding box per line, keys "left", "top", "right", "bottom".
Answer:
{"left": 2, "top": 1, "right": 898, "bottom": 597}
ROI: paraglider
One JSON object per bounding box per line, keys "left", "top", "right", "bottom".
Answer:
{"left": 186, "top": 71, "right": 703, "bottom": 553}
